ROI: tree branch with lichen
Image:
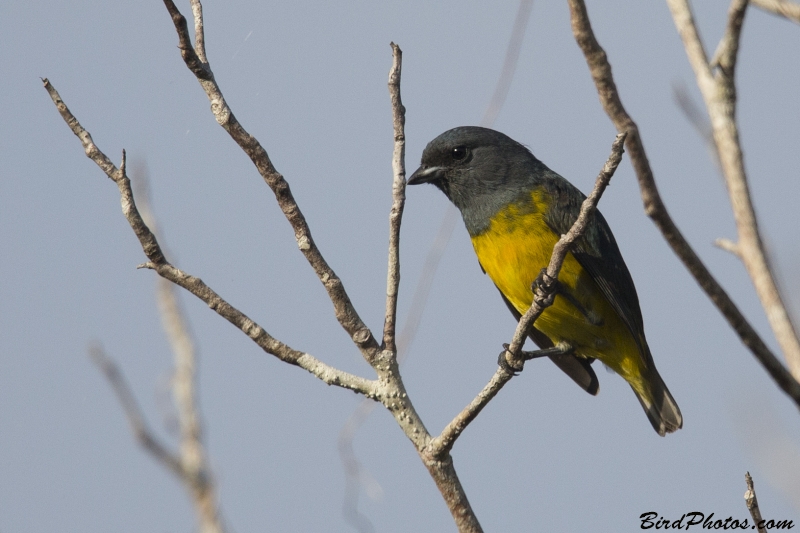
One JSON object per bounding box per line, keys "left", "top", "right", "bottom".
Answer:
{"left": 566, "top": 0, "right": 800, "bottom": 408}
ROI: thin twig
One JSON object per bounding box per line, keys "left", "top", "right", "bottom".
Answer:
{"left": 714, "top": 238, "right": 741, "bottom": 257}
{"left": 671, "top": 82, "right": 720, "bottom": 170}
{"left": 745, "top": 472, "right": 767, "bottom": 533}
{"left": 89, "top": 344, "right": 184, "bottom": 478}
{"left": 340, "top": 3, "right": 535, "bottom": 524}
{"left": 667, "top": 0, "right": 800, "bottom": 380}
{"left": 43, "top": 78, "right": 378, "bottom": 399}
{"left": 480, "top": 0, "right": 534, "bottom": 127}
{"left": 161, "top": 0, "right": 380, "bottom": 361}
{"left": 751, "top": 0, "right": 800, "bottom": 24}
{"left": 566, "top": 0, "right": 800, "bottom": 407}
{"left": 428, "top": 132, "right": 627, "bottom": 457}
{"left": 383, "top": 43, "right": 406, "bottom": 354}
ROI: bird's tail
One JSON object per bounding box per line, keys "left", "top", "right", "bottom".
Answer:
{"left": 634, "top": 369, "right": 682, "bottom": 437}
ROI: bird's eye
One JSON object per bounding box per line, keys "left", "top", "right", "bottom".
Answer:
{"left": 451, "top": 146, "right": 468, "bottom": 161}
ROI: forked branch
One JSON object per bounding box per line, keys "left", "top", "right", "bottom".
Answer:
{"left": 666, "top": 0, "right": 800, "bottom": 380}
{"left": 42, "top": 78, "right": 378, "bottom": 399}
{"left": 566, "top": 0, "right": 800, "bottom": 407}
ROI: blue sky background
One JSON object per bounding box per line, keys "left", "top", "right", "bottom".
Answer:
{"left": 2, "top": 1, "right": 799, "bottom": 531}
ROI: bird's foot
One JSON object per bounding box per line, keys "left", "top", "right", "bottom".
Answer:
{"left": 520, "top": 343, "right": 575, "bottom": 360}
{"left": 498, "top": 343, "right": 524, "bottom": 375}
{"left": 531, "top": 268, "right": 558, "bottom": 308}
{"left": 531, "top": 269, "right": 603, "bottom": 326}
{"left": 498, "top": 343, "right": 575, "bottom": 375}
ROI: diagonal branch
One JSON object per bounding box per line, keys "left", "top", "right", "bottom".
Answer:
{"left": 745, "top": 472, "right": 768, "bottom": 533}
{"left": 566, "top": 0, "right": 800, "bottom": 407}
{"left": 161, "top": 0, "right": 380, "bottom": 361}
{"left": 89, "top": 344, "right": 185, "bottom": 478}
{"left": 667, "top": 0, "right": 800, "bottom": 380}
{"left": 751, "top": 0, "right": 800, "bottom": 23}
{"left": 428, "top": 132, "right": 627, "bottom": 457}
{"left": 43, "top": 78, "right": 378, "bottom": 399}
{"left": 383, "top": 43, "right": 406, "bottom": 354}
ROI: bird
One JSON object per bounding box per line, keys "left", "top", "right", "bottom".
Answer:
{"left": 407, "top": 126, "right": 682, "bottom": 436}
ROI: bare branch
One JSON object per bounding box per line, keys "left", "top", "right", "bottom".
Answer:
{"left": 667, "top": 0, "right": 800, "bottom": 380}
{"left": 189, "top": 0, "right": 207, "bottom": 63}
{"left": 714, "top": 237, "right": 741, "bottom": 257}
{"left": 160, "top": 0, "right": 380, "bottom": 360}
{"left": 566, "top": 0, "right": 800, "bottom": 407}
{"left": 395, "top": 0, "right": 534, "bottom": 361}
{"left": 751, "top": 0, "right": 800, "bottom": 23}
{"left": 340, "top": 6, "right": 536, "bottom": 524}
{"left": 745, "top": 472, "right": 768, "bottom": 533}
{"left": 43, "top": 78, "right": 378, "bottom": 399}
{"left": 671, "top": 82, "right": 719, "bottom": 168}
{"left": 133, "top": 167, "right": 225, "bottom": 533}
{"left": 710, "top": 0, "right": 749, "bottom": 72}
{"left": 383, "top": 43, "right": 406, "bottom": 354}
{"left": 428, "top": 132, "right": 627, "bottom": 457}
{"left": 89, "top": 344, "right": 184, "bottom": 478}
{"left": 480, "top": 0, "right": 534, "bottom": 127}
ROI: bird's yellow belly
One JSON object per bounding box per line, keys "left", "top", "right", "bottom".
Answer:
{"left": 470, "top": 198, "right": 642, "bottom": 381}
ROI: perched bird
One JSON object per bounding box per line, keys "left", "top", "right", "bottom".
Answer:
{"left": 408, "top": 126, "right": 682, "bottom": 436}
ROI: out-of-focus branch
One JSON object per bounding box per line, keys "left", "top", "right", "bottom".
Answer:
{"left": 667, "top": 0, "right": 800, "bottom": 379}
{"left": 133, "top": 167, "right": 224, "bottom": 533}
{"left": 566, "top": 0, "right": 800, "bottom": 407}
{"left": 480, "top": 0, "right": 534, "bottom": 127}
{"left": 383, "top": 43, "right": 406, "bottom": 354}
{"left": 89, "top": 344, "right": 184, "bottom": 478}
{"left": 745, "top": 472, "right": 768, "bottom": 533}
{"left": 752, "top": 0, "right": 800, "bottom": 24}
{"left": 671, "top": 82, "right": 719, "bottom": 167}
{"left": 90, "top": 342, "right": 225, "bottom": 533}
{"left": 428, "top": 132, "right": 627, "bottom": 457}
{"left": 43, "top": 78, "right": 378, "bottom": 399}
{"left": 161, "top": 0, "right": 380, "bottom": 362}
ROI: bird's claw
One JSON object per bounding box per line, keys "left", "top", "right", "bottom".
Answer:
{"left": 498, "top": 343, "right": 524, "bottom": 375}
{"left": 532, "top": 268, "right": 558, "bottom": 307}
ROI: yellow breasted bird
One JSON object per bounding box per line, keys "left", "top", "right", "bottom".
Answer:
{"left": 408, "top": 126, "right": 682, "bottom": 436}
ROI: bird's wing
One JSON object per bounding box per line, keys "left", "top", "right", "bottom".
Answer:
{"left": 543, "top": 175, "right": 650, "bottom": 362}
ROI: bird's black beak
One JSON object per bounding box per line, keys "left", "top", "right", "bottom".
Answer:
{"left": 407, "top": 165, "right": 445, "bottom": 185}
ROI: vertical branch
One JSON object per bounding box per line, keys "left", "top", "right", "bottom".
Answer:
{"left": 666, "top": 0, "right": 800, "bottom": 379}
{"left": 133, "top": 168, "right": 224, "bottom": 533}
{"left": 566, "top": 0, "right": 800, "bottom": 406}
{"left": 745, "top": 472, "right": 767, "bottom": 533}
{"left": 383, "top": 43, "right": 407, "bottom": 354}
{"left": 339, "top": 5, "right": 535, "bottom": 525}
{"left": 422, "top": 458, "right": 482, "bottom": 533}
{"left": 189, "top": 0, "right": 207, "bottom": 63}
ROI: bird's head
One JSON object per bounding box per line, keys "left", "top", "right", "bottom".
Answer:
{"left": 408, "top": 126, "right": 544, "bottom": 233}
